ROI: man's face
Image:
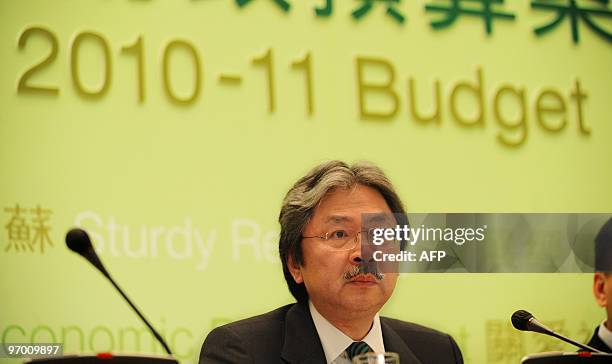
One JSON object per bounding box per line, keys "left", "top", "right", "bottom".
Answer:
{"left": 288, "top": 184, "right": 399, "bottom": 319}
{"left": 594, "top": 272, "right": 612, "bottom": 328}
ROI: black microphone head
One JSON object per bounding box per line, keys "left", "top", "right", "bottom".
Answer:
{"left": 511, "top": 310, "right": 534, "bottom": 331}
{"left": 66, "top": 228, "right": 109, "bottom": 277}
{"left": 66, "top": 228, "right": 93, "bottom": 255}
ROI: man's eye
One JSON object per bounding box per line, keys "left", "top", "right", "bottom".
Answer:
{"left": 330, "top": 230, "right": 348, "bottom": 239}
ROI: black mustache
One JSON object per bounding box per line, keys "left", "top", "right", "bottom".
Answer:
{"left": 343, "top": 264, "right": 384, "bottom": 281}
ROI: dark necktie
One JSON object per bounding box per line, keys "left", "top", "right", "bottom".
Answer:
{"left": 346, "top": 341, "right": 372, "bottom": 360}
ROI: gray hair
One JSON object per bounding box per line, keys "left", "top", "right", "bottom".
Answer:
{"left": 278, "top": 160, "right": 406, "bottom": 302}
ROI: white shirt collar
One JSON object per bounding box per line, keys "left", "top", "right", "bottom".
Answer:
{"left": 309, "top": 300, "right": 385, "bottom": 364}
{"left": 598, "top": 320, "right": 612, "bottom": 349}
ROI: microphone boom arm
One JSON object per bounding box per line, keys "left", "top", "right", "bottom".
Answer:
{"left": 66, "top": 228, "right": 173, "bottom": 356}
{"left": 106, "top": 273, "right": 173, "bottom": 355}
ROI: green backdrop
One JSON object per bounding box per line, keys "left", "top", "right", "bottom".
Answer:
{"left": 1, "top": 0, "right": 611, "bottom": 363}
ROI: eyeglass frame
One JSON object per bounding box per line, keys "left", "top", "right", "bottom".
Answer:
{"left": 301, "top": 227, "right": 399, "bottom": 251}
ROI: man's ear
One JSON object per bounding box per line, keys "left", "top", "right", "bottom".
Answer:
{"left": 593, "top": 272, "right": 608, "bottom": 308}
{"left": 287, "top": 254, "right": 303, "bottom": 284}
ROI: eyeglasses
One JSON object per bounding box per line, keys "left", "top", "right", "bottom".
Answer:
{"left": 302, "top": 229, "right": 366, "bottom": 251}
{"left": 302, "top": 228, "right": 398, "bottom": 251}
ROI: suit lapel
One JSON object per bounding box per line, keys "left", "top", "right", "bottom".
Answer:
{"left": 381, "top": 318, "right": 423, "bottom": 364}
{"left": 280, "top": 304, "right": 425, "bottom": 364}
{"left": 281, "top": 302, "right": 327, "bottom": 364}
{"left": 588, "top": 326, "right": 612, "bottom": 353}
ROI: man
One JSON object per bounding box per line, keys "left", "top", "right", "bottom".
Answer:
{"left": 199, "top": 161, "right": 463, "bottom": 364}
{"left": 588, "top": 218, "right": 612, "bottom": 352}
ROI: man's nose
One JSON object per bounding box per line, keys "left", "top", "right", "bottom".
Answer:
{"left": 349, "top": 232, "right": 363, "bottom": 264}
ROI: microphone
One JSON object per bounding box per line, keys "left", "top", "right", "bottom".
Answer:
{"left": 511, "top": 310, "right": 603, "bottom": 353}
{"left": 66, "top": 228, "right": 173, "bottom": 356}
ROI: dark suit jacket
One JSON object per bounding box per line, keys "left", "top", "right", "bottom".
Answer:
{"left": 587, "top": 326, "right": 612, "bottom": 353}
{"left": 199, "top": 302, "right": 463, "bottom": 364}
